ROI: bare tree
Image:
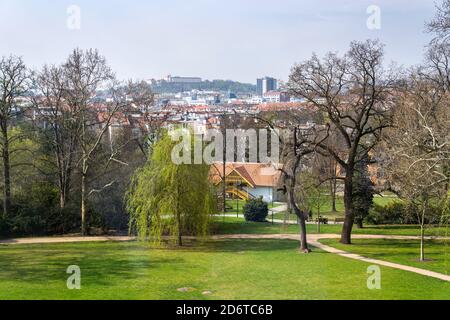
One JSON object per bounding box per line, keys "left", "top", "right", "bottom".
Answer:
{"left": 0, "top": 56, "right": 29, "bottom": 216}
{"left": 384, "top": 70, "right": 449, "bottom": 260}
{"left": 427, "top": 0, "right": 450, "bottom": 43}
{"left": 255, "top": 109, "right": 320, "bottom": 252}
{"left": 279, "top": 128, "right": 315, "bottom": 252}
{"left": 287, "top": 40, "right": 394, "bottom": 244}
{"left": 60, "top": 49, "right": 123, "bottom": 235}
{"left": 122, "top": 80, "right": 158, "bottom": 157}
{"left": 32, "top": 65, "right": 78, "bottom": 209}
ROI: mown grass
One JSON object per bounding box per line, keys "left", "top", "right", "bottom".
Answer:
{"left": 320, "top": 238, "right": 450, "bottom": 275}
{"left": 0, "top": 239, "right": 449, "bottom": 300}
{"left": 270, "top": 194, "right": 400, "bottom": 221}
{"left": 224, "top": 200, "right": 280, "bottom": 215}
{"left": 211, "top": 216, "right": 449, "bottom": 237}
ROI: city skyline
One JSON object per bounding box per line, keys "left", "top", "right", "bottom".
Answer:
{"left": 0, "top": 0, "right": 438, "bottom": 83}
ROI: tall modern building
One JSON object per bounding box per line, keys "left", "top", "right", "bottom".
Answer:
{"left": 256, "top": 77, "right": 277, "bottom": 96}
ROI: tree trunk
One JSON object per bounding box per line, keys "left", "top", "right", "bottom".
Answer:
{"left": 419, "top": 224, "right": 425, "bottom": 261}
{"left": 60, "top": 187, "right": 66, "bottom": 209}
{"left": 288, "top": 187, "right": 310, "bottom": 252}
{"left": 222, "top": 127, "right": 227, "bottom": 213}
{"left": 58, "top": 162, "right": 72, "bottom": 209}
{"left": 81, "top": 169, "right": 87, "bottom": 236}
{"left": 330, "top": 158, "right": 337, "bottom": 212}
{"left": 330, "top": 175, "right": 337, "bottom": 212}
{"left": 299, "top": 217, "right": 309, "bottom": 252}
{"left": 80, "top": 113, "right": 87, "bottom": 236}
{"left": 341, "top": 173, "right": 354, "bottom": 244}
{"left": 419, "top": 203, "right": 427, "bottom": 261}
{"left": 178, "top": 229, "right": 183, "bottom": 246}
{"left": 56, "top": 143, "right": 67, "bottom": 209}
{"left": 177, "top": 211, "right": 183, "bottom": 246}
{"left": 317, "top": 205, "right": 321, "bottom": 233}
{"left": 1, "top": 126, "right": 11, "bottom": 217}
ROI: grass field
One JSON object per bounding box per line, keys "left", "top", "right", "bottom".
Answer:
{"left": 320, "top": 238, "right": 450, "bottom": 275}
{"left": 1, "top": 194, "right": 448, "bottom": 301}
{"left": 270, "top": 194, "right": 400, "bottom": 221}
{"left": 1, "top": 239, "right": 449, "bottom": 300}
{"left": 225, "top": 200, "right": 281, "bottom": 215}
{"left": 211, "top": 216, "right": 449, "bottom": 237}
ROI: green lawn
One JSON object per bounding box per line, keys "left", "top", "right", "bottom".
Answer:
{"left": 320, "top": 238, "right": 450, "bottom": 275}
{"left": 211, "top": 217, "right": 449, "bottom": 237}
{"left": 225, "top": 200, "right": 280, "bottom": 215}
{"left": 2, "top": 193, "right": 447, "bottom": 300}
{"left": 0, "top": 239, "right": 449, "bottom": 300}
{"left": 271, "top": 212, "right": 344, "bottom": 221}
{"left": 269, "top": 194, "right": 400, "bottom": 221}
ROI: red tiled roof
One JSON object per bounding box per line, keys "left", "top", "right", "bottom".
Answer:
{"left": 210, "top": 162, "right": 282, "bottom": 187}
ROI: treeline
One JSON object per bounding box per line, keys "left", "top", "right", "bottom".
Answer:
{"left": 151, "top": 79, "right": 256, "bottom": 94}
{"left": 0, "top": 49, "right": 154, "bottom": 237}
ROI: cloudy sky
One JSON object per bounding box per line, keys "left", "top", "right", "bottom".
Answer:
{"left": 0, "top": 0, "right": 438, "bottom": 83}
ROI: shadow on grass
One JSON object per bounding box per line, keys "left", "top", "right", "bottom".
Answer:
{"left": 197, "top": 239, "right": 300, "bottom": 253}
{"left": 361, "top": 225, "right": 419, "bottom": 230}
{"left": 322, "top": 239, "right": 448, "bottom": 267}
{"left": 0, "top": 238, "right": 310, "bottom": 287}
{"left": 0, "top": 243, "right": 185, "bottom": 286}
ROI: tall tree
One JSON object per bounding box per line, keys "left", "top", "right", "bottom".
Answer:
{"left": 0, "top": 56, "right": 29, "bottom": 217}
{"left": 278, "top": 126, "right": 317, "bottom": 252}
{"left": 382, "top": 1, "right": 450, "bottom": 259}
{"left": 126, "top": 131, "right": 214, "bottom": 246}
{"left": 254, "top": 107, "right": 320, "bottom": 252}
{"left": 122, "top": 80, "right": 158, "bottom": 158}
{"left": 384, "top": 70, "right": 449, "bottom": 261}
{"left": 32, "top": 65, "right": 78, "bottom": 209}
{"left": 287, "top": 39, "right": 393, "bottom": 244}
{"left": 61, "top": 49, "right": 132, "bottom": 235}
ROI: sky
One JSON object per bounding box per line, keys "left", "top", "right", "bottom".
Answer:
{"left": 0, "top": 0, "right": 438, "bottom": 83}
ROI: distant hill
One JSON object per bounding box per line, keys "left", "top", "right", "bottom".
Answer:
{"left": 151, "top": 79, "right": 256, "bottom": 94}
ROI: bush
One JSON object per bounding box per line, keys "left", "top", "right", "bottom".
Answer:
{"left": 0, "top": 217, "right": 9, "bottom": 238}
{"left": 243, "top": 197, "right": 268, "bottom": 222}
{"left": 366, "top": 201, "right": 411, "bottom": 225}
{"left": 365, "top": 200, "right": 443, "bottom": 225}
{"left": 0, "top": 181, "right": 67, "bottom": 236}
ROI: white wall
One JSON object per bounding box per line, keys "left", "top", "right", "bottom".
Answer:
{"left": 244, "top": 186, "right": 273, "bottom": 202}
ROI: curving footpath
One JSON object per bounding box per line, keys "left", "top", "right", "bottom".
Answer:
{"left": 1, "top": 233, "right": 449, "bottom": 282}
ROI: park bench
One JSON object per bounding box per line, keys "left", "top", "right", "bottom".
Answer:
{"left": 314, "top": 216, "right": 329, "bottom": 224}
{"left": 334, "top": 217, "right": 345, "bottom": 224}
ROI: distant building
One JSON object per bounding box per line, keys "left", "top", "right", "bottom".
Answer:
{"left": 210, "top": 162, "right": 283, "bottom": 202}
{"left": 227, "top": 91, "right": 237, "bottom": 99}
{"left": 257, "top": 77, "right": 277, "bottom": 96}
{"left": 262, "top": 91, "right": 290, "bottom": 103}
{"left": 166, "top": 75, "right": 202, "bottom": 83}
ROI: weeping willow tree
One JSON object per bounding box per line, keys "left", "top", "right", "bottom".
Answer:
{"left": 126, "top": 130, "right": 215, "bottom": 246}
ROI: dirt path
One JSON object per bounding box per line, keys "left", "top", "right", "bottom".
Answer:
{"left": 1, "top": 233, "right": 449, "bottom": 282}
{"left": 0, "top": 236, "right": 136, "bottom": 245}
